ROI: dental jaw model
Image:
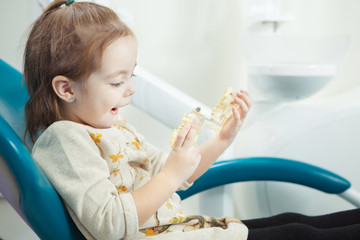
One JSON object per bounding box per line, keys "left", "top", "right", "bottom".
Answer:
{"left": 169, "top": 87, "right": 238, "bottom": 148}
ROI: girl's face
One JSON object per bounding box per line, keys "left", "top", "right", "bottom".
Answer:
{"left": 65, "top": 36, "right": 137, "bottom": 128}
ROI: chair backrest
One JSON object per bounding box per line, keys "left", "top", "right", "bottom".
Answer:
{"left": 0, "top": 59, "right": 85, "bottom": 240}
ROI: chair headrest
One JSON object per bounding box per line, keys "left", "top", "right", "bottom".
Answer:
{"left": 0, "top": 59, "right": 29, "bottom": 139}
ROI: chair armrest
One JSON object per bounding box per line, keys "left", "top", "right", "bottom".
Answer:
{"left": 177, "top": 157, "right": 351, "bottom": 200}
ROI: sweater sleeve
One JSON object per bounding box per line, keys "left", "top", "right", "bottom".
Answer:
{"left": 32, "top": 122, "right": 139, "bottom": 240}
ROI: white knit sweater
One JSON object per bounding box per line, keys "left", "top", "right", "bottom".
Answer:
{"left": 32, "top": 120, "right": 248, "bottom": 240}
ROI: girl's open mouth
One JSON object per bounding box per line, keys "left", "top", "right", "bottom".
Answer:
{"left": 111, "top": 108, "right": 118, "bottom": 115}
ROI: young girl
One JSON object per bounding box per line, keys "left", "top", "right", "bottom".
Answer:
{"left": 24, "top": 1, "right": 251, "bottom": 239}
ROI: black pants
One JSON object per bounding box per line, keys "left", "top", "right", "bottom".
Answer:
{"left": 242, "top": 208, "right": 360, "bottom": 240}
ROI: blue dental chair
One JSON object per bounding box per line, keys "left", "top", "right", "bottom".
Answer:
{"left": 0, "top": 58, "right": 358, "bottom": 240}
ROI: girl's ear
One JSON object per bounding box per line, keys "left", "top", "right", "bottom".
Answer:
{"left": 52, "top": 75, "right": 76, "bottom": 103}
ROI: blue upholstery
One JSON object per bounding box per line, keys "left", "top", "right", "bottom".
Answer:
{"left": 0, "top": 59, "right": 85, "bottom": 240}
{"left": 0, "top": 58, "right": 353, "bottom": 239}
{"left": 0, "top": 60, "right": 28, "bottom": 138}
{"left": 0, "top": 115, "right": 85, "bottom": 240}
{"left": 177, "top": 157, "right": 351, "bottom": 200}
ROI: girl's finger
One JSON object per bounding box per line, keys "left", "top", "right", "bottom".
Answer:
{"left": 182, "top": 121, "right": 200, "bottom": 148}
{"left": 234, "top": 97, "right": 249, "bottom": 114}
{"left": 237, "top": 90, "right": 252, "bottom": 108}
{"left": 173, "top": 124, "right": 191, "bottom": 149}
{"left": 232, "top": 106, "right": 241, "bottom": 122}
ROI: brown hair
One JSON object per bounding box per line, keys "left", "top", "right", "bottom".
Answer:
{"left": 23, "top": 0, "right": 134, "bottom": 143}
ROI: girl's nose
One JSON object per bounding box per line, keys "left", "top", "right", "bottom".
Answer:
{"left": 127, "top": 81, "right": 136, "bottom": 96}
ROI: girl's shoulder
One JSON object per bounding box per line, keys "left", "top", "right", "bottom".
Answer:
{"left": 34, "top": 121, "right": 91, "bottom": 147}
{"left": 43, "top": 120, "right": 89, "bottom": 136}
{"left": 34, "top": 119, "right": 143, "bottom": 150}
{"left": 32, "top": 120, "right": 102, "bottom": 157}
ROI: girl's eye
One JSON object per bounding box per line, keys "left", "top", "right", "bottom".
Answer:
{"left": 111, "top": 81, "right": 124, "bottom": 87}
{"left": 131, "top": 73, "right": 136, "bottom": 78}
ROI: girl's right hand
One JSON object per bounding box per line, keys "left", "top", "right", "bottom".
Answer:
{"left": 163, "top": 122, "right": 202, "bottom": 184}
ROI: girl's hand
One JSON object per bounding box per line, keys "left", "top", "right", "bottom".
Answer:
{"left": 220, "top": 90, "right": 252, "bottom": 144}
{"left": 162, "top": 122, "right": 202, "bottom": 184}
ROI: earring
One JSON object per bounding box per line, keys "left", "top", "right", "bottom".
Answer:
{"left": 69, "top": 98, "right": 75, "bottom": 103}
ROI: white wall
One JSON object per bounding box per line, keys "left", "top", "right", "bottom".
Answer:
{"left": 2, "top": 0, "right": 359, "bottom": 114}
{"left": 279, "top": 0, "right": 360, "bottom": 97}
{"left": 1, "top": 0, "right": 360, "bottom": 103}
{"left": 0, "top": 1, "right": 42, "bottom": 71}
{"left": 111, "top": 0, "right": 247, "bottom": 108}
{"left": 111, "top": 0, "right": 360, "bottom": 105}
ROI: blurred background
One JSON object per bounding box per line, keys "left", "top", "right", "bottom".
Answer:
{"left": 3, "top": 0, "right": 360, "bottom": 105}
{"left": 1, "top": 0, "right": 360, "bottom": 239}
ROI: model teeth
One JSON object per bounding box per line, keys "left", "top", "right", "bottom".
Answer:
{"left": 170, "top": 87, "right": 238, "bottom": 148}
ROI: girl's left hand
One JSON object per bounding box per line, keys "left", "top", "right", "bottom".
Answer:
{"left": 219, "top": 90, "right": 252, "bottom": 144}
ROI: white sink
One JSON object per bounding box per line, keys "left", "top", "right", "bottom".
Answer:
{"left": 249, "top": 64, "right": 337, "bottom": 101}
{"left": 243, "top": 35, "right": 349, "bottom": 101}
